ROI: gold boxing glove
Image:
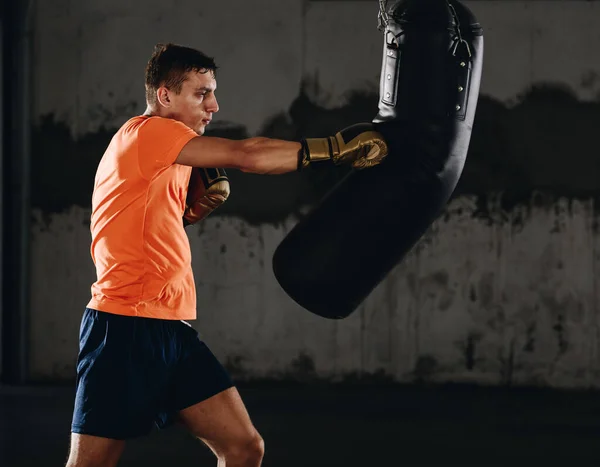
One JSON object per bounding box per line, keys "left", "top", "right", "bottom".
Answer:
{"left": 183, "top": 168, "right": 230, "bottom": 226}
{"left": 298, "top": 123, "right": 388, "bottom": 171}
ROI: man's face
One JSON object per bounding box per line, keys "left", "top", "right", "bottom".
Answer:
{"left": 163, "top": 70, "right": 219, "bottom": 135}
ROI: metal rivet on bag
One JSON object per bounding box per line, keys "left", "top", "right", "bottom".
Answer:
{"left": 386, "top": 92, "right": 391, "bottom": 98}
{"left": 387, "top": 74, "right": 391, "bottom": 80}
{"left": 460, "top": 62, "right": 466, "bottom": 67}
{"left": 458, "top": 86, "right": 464, "bottom": 92}
{"left": 456, "top": 105, "right": 461, "bottom": 111}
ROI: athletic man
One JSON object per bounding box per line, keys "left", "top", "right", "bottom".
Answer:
{"left": 66, "top": 43, "right": 387, "bottom": 467}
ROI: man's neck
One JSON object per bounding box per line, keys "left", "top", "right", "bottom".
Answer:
{"left": 143, "top": 106, "right": 157, "bottom": 117}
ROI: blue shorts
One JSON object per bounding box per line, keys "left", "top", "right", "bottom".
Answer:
{"left": 71, "top": 308, "right": 234, "bottom": 440}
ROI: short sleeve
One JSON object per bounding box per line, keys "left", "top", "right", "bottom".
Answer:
{"left": 137, "top": 116, "right": 197, "bottom": 179}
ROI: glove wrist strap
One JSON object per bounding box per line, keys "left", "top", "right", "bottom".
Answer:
{"left": 298, "top": 138, "right": 336, "bottom": 171}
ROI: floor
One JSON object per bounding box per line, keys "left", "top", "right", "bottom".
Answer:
{"left": 2, "top": 382, "right": 600, "bottom": 466}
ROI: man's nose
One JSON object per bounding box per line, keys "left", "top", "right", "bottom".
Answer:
{"left": 207, "top": 95, "right": 219, "bottom": 114}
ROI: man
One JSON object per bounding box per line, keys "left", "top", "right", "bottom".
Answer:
{"left": 66, "top": 43, "right": 387, "bottom": 467}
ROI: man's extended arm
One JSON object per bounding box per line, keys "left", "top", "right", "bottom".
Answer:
{"left": 174, "top": 123, "right": 388, "bottom": 174}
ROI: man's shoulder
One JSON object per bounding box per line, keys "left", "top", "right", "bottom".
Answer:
{"left": 119, "top": 115, "right": 150, "bottom": 134}
{"left": 121, "top": 115, "right": 191, "bottom": 136}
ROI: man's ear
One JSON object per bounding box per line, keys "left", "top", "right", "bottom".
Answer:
{"left": 156, "top": 86, "right": 171, "bottom": 108}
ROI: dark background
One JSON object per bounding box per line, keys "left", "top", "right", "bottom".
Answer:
{"left": 2, "top": 0, "right": 600, "bottom": 465}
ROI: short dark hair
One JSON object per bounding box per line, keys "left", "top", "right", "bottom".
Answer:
{"left": 145, "top": 43, "right": 218, "bottom": 105}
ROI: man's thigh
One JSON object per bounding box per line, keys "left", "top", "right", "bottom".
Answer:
{"left": 156, "top": 323, "right": 234, "bottom": 430}
{"left": 177, "top": 387, "right": 260, "bottom": 452}
{"left": 160, "top": 327, "right": 256, "bottom": 449}
{"left": 66, "top": 433, "right": 125, "bottom": 467}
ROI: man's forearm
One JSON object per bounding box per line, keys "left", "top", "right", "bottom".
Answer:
{"left": 241, "top": 137, "right": 301, "bottom": 174}
{"left": 241, "top": 123, "right": 388, "bottom": 175}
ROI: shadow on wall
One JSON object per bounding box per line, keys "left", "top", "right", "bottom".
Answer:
{"left": 31, "top": 82, "right": 600, "bottom": 226}
{"left": 458, "top": 83, "right": 600, "bottom": 213}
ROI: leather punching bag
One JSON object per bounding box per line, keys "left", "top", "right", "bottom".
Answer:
{"left": 272, "top": 0, "right": 484, "bottom": 319}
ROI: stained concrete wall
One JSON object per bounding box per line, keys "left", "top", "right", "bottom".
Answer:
{"left": 27, "top": 0, "right": 600, "bottom": 388}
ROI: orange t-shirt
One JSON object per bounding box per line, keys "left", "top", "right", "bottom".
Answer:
{"left": 87, "top": 116, "right": 198, "bottom": 320}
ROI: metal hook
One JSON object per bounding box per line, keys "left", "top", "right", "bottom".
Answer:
{"left": 451, "top": 38, "right": 472, "bottom": 58}
{"left": 386, "top": 30, "right": 399, "bottom": 49}
{"left": 447, "top": 1, "right": 472, "bottom": 59}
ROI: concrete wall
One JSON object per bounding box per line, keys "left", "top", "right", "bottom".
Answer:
{"left": 28, "top": 0, "right": 600, "bottom": 388}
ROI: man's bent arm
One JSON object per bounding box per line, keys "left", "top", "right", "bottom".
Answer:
{"left": 175, "top": 136, "right": 300, "bottom": 174}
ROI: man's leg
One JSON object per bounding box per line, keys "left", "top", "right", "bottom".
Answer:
{"left": 177, "top": 387, "right": 264, "bottom": 467}
{"left": 161, "top": 323, "right": 263, "bottom": 466}
{"left": 65, "top": 434, "right": 125, "bottom": 467}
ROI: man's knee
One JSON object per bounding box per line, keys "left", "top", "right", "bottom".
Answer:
{"left": 249, "top": 433, "right": 265, "bottom": 459}
{"left": 222, "top": 431, "right": 265, "bottom": 465}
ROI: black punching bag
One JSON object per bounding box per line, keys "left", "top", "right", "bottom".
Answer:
{"left": 272, "top": 0, "right": 484, "bottom": 319}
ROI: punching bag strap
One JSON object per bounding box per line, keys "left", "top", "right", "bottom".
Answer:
{"left": 378, "top": 0, "right": 403, "bottom": 108}
{"left": 447, "top": 1, "right": 472, "bottom": 121}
